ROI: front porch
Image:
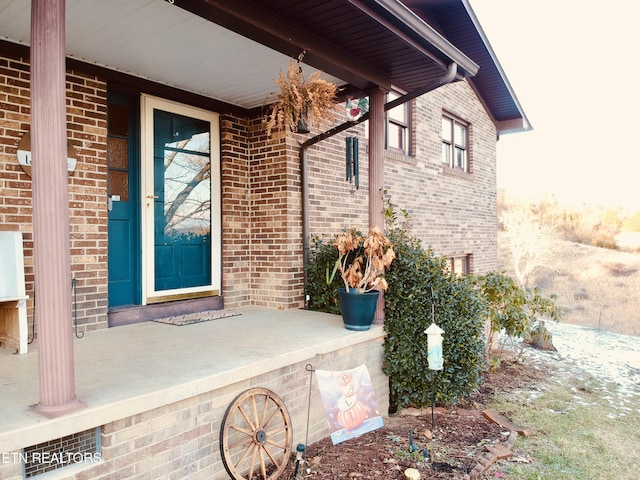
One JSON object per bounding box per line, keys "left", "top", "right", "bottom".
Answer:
{"left": 0, "top": 307, "right": 388, "bottom": 480}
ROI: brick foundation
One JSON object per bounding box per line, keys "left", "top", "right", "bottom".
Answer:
{"left": 0, "top": 333, "right": 387, "bottom": 480}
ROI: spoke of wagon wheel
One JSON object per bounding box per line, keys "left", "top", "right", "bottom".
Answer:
{"left": 238, "top": 403, "right": 256, "bottom": 431}
{"left": 259, "top": 444, "right": 267, "bottom": 478}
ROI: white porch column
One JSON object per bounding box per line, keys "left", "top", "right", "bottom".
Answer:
{"left": 30, "top": 0, "right": 85, "bottom": 417}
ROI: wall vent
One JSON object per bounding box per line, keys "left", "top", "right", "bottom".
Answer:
{"left": 23, "top": 427, "right": 101, "bottom": 478}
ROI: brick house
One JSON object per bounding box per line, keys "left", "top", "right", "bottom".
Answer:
{"left": 0, "top": 1, "right": 528, "bottom": 478}
{"left": 0, "top": 0, "right": 528, "bottom": 334}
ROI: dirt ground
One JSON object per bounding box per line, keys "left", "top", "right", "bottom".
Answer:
{"left": 283, "top": 353, "right": 547, "bottom": 479}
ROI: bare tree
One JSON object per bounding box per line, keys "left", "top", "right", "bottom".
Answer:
{"left": 162, "top": 136, "right": 212, "bottom": 237}
{"left": 500, "top": 204, "right": 555, "bottom": 288}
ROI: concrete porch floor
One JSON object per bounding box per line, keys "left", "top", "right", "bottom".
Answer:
{"left": 0, "top": 306, "right": 386, "bottom": 454}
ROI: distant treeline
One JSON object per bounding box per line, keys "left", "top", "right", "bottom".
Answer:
{"left": 498, "top": 191, "right": 640, "bottom": 251}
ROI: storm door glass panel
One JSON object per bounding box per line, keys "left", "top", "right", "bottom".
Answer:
{"left": 153, "top": 109, "right": 211, "bottom": 291}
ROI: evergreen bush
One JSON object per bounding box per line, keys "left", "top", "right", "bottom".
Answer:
{"left": 382, "top": 228, "right": 487, "bottom": 410}
{"left": 473, "top": 270, "right": 561, "bottom": 353}
{"left": 305, "top": 221, "right": 487, "bottom": 410}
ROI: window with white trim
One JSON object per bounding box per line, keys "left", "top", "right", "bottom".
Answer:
{"left": 442, "top": 114, "right": 468, "bottom": 171}
{"left": 386, "top": 92, "right": 410, "bottom": 154}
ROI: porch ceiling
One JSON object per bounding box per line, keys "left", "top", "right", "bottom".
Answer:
{"left": 0, "top": 0, "right": 330, "bottom": 109}
{"left": 0, "top": 0, "right": 528, "bottom": 131}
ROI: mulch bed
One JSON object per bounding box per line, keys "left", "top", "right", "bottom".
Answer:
{"left": 282, "top": 353, "right": 548, "bottom": 479}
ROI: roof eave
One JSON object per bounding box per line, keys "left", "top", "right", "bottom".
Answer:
{"left": 461, "top": 0, "right": 531, "bottom": 132}
{"left": 352, "top": 0, "right": 480, "bottom": 78}
{"left": 179, "top": 0, "right": 394, "bottom": 91}
{"left": 496, "top": 118, "right": 532, "bottom": 136}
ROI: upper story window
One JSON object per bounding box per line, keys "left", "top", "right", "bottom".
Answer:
{"left": 442, "top": 114, "right": 468, "bottom": 171}
{"left": 386, "top": 92, "right": 410, "bottom": 154}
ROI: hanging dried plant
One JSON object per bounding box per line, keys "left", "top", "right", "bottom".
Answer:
{"left": 263, "top": 52, "right": 341, "bottom": 137}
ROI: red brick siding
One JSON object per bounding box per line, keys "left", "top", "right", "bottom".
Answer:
{"left": 388, "top": 81, "right": 498, "bottom": 273}
{"left": 245, "top": 121, "right": 305, "bottom": 308}
{"left": 304, "top": 81, "right": 498, "bottom": 274}
{"left": 1, "top": 51, "right": 498, "bottom": 324}
{"left": 220, "top": 115, "right": 252, "bottom": 307}
{"left": 210, "top": 115, "right": 309, "bottom": 310}
{"left": 0, "top": 54, "right": 109, "bottom": 335}
{"left": 306, "top": 123, "right": 370, "bottom": 234}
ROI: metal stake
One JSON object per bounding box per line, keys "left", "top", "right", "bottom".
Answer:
{"left": 431, "top": 370, "right": 435, "bottom": 432}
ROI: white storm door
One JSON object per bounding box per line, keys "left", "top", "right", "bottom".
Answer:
{"left": 140, "top": 95, "right": 221, "bottom": 304}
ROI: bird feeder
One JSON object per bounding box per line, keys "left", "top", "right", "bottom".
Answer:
{"left": 424, "top": 322, "right": 444, "bottom": 371}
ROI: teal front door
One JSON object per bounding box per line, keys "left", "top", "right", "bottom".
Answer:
{"left": 107, "top": 93, "right": 140, "bottom": 307}
{"left": 141, "top": 96, "right": 221, "bottom": 304}
{"left": 152, "top": 109, "right": 211, "bottom": 290}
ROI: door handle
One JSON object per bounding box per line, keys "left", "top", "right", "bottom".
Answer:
{"left": 146, "top": 191, "right": 159, "bottom": 206}
{"left": 107, "top": 194, "right": 121, "bottom": 211}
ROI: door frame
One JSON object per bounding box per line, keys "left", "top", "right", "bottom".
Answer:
{"left": 140, "top": 94, "right": 222, "bottom": 305}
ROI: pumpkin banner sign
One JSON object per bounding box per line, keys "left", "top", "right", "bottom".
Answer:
{"left": 315, "top": 364, "right": 384, "bottom": 444}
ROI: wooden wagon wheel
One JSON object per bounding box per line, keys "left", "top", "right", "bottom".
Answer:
{"left": 220, "top": 388, "right": 293, "bottom": 480}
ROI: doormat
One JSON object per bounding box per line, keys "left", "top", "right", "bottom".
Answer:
{"left": 151, "top": 310, "right": 240, "bottom": 326}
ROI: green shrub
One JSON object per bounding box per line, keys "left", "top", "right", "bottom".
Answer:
{"left": 305, "top": 223, "right": 487, "bottom": 410}
{"left": 382, "top": 228, "right": 487, "bottom": 410}
{"left": 304, "top": 224, "right": 562, "bottom": 410}
{"left": 473, "top": 270, "right": 561, "bottom": 353}
{"left": 304, "top": 234, "right": 342, "bottom": 315}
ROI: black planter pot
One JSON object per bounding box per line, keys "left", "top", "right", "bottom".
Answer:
{"left": 338, "top": 288, "right": 379, "bottom": 331}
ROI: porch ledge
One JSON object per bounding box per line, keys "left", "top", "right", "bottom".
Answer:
{"left": 0, "top": 307, "right": 385, "bottom": 453}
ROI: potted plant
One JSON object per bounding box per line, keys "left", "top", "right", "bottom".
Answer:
{"left": 263, "top": 52, "right": 340, "bottom": 137}
{"left": 330, "top": 225, "right": 396, "bottom": 330}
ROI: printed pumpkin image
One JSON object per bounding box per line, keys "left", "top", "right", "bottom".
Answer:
{"left": 336, "top": 372, "right": 366, "bottom": 430}
{"left": 315, "top": 365, "right": 384, "bottom": 444}
{"left": 337, "top": 396, "right": 367, "bottom": 430}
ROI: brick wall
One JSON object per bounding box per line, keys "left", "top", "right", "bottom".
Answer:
{"left": 219, "top": 114, "right": 307, "bottom": 310}
{"left": 99, "top": 338, "right": 385, "bottom": 480}
{"left": 305, "top": 80, "right": 499, "bottom": 274}
{"left": 245, "top": 119, "right": 306, "bottom": 309}
{"left": 306, "top": 122, "right": 370, "bottom": 234}
{"left": 0, "top": 53, "right": 109, "bottom": 335}
{"left": 389, "top": 81, "right": 498, "bottom": 273}
{"left": 220, "top": 115, "right": 252, "bottom": 307}
{"left": 1, "top": 50, "right": 499, "bottom": 326}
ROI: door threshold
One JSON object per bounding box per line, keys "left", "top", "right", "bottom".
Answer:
{"left": 108, "top": 296, "right": 224, "bottom": 327}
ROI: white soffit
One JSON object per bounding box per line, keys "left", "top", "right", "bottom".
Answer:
{"left": 0, "top": 0, "right": 342, "bottom": 109}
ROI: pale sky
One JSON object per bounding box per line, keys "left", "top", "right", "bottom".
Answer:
{"left": 470, "top": 0, "right": 640, "bottom": 211}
